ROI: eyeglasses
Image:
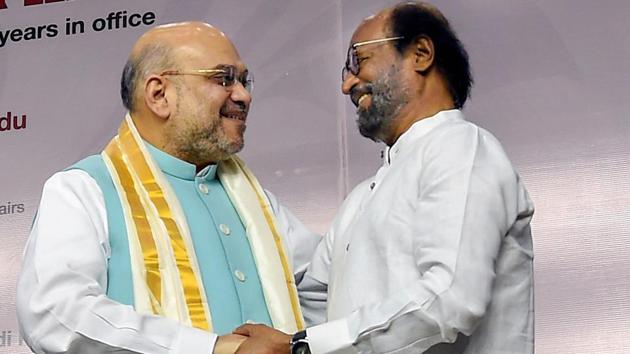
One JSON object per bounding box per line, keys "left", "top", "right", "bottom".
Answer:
{"left": 161, "top": 66, "right": 254, "bottom": 93}
{"left": 342, "top": 36, "right": 404, "bottom": 81}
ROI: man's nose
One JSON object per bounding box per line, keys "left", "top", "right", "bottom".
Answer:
{"left": 230, "top": 81, "right": 252, "bottom": 105}
{"left": 341, "top": 72, "right": 359, "bottom": 95}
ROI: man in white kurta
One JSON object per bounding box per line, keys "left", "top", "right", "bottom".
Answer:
{"left": 300, "top": 109, "right": 534, "bottom": 353}
{"left": 235, "top": 2, "right": 534, "bottom": 354}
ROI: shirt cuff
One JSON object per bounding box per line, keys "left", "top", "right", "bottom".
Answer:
{"left": 307, "top": 318, "right": 354, "bottom": 354}
{"left": 170, "top": 325, "right": 216, "bottom": 354}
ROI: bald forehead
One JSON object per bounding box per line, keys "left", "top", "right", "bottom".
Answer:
{"left": 132, "top": 21, "right": 243, "bottom": 68}
{"left": 351, "top": 11, "right": 391, "bottom": 44}
{"left": 136, "top": 22, "right": 226, "bottom": 47}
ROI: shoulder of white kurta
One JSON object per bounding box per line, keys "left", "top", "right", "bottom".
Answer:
{"left": 43, "top": 169, "right": 105, "bottom": 199}
{"left": 474, "top": 124, "right": 521, "bottom": 181}
{"left": 427, "top": 117, "right": 480, "bottom": 148}
{"left": 39, "top": 169, "right": 109, "bottom": 245}
{"left": 427, "top": 119, "right": 516, "bottom": 173}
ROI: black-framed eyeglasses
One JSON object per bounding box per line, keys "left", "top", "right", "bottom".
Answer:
{"left": 342, "top": 36, "right": 404, "bottom": 81}
{"left": 161, "top": 65, "right": 254, "bottom": 93}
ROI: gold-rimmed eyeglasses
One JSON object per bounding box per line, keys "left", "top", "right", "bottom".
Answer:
{"left": 161, "top": 66, "right": 254, "bottom": 93}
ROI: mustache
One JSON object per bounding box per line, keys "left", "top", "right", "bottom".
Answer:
{"left": 219, "top": 101, "right": 248, "bottom": 116}
{"left": 350, "top": 83, "right": 373, "bottom": 107}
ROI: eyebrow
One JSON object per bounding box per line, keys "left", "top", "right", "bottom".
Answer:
{"left": 211, "top": 64, "right": 232, "bottom": 71}
{"left": 213, "top": 64, "right": 249, "bottom": 75}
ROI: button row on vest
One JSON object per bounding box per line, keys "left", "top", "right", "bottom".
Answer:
{"left": 198, "top": 183, "right": 209, "bottom": 194}
{"left": 234, "top": 270, "right": 246, "bottom": 282}
{"left": 219, "top": 224, "right": 231, "bottom": 236}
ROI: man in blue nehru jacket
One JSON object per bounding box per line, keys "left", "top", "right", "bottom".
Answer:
{"left": 235, "top": 2, "right": 535, "bottom": 353}
{"left": 18, "top": 22, "right": 320, "bottom": 354}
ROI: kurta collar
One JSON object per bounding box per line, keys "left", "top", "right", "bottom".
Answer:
{"left": 144, "top": 142, "right": 218, "bottom": 181}
{"left": 384, "top": 109, "right": 464, "bottom": 165}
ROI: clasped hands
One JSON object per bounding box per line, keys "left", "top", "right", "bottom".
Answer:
{"left": 215, "top": 323, "right": 292, "bottom": 354}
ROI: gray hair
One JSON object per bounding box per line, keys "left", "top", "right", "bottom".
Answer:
{"left": 120, "top": 43, "right": 177, "bottom": 111}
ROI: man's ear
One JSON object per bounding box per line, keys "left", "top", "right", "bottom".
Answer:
{"left": 411, "top": 35, "right": 435, "bottom": 74}
{"left": 144, "top": 75, "right": 172, "bottom": 119}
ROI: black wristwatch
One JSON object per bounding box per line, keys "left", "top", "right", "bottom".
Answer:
{"left": 290, "top": 330, "right": 311, "bottom": 354}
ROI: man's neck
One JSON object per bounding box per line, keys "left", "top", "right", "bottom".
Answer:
{"left": 384, "top": 98, "right": 454, "bottom": 146}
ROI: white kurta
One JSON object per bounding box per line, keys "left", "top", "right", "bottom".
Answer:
{"left": 301, "top": 110, "right": 535, "bottom": 354}
{"left": 17, "top": 169, "right": 320, "bottom": 354}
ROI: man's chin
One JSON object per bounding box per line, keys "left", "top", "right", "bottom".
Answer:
{"left": 357, "top": 113, "right": 383, "bottom": 142}
{"left": 230, "top": 144, "right": 244, "bottom": 155}
{"left": 223, "top": 139, "right": 245, "bottom": 157}
{"left": 357, "top": 126, "right": 382, "bottom": 142}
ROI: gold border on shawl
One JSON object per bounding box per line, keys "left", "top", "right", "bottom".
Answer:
{"left": 116, "top": 120, "right": 209, "bottom": 330}
{"left": 232, "top": 157, "right": 305, "bottom": 330}
{"left": 123, "top": 116, "right": 213, "bottom": 328}
{"left": 104, "top": 140, "right": 162, "bottom": 313}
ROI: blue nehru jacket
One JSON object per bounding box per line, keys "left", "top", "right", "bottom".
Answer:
{"left": 70, "top": 143, "right": 273, "bottom": 334}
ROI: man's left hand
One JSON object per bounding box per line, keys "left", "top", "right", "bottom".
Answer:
{"left": 233, "top": 323, "right": 292, "bottom": 354}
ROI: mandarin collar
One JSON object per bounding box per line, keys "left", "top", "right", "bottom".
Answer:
{"left": 144, "top": 142, "right": 218, "bottom": 181}
{"left": 383, "top": 109, "right": 464, "bottom": 165}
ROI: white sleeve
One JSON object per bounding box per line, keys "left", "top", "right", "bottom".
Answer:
{"left": 306, "top": 126, "right": 526, "bottom": 353}
{"left": 264, "top": 190, "right": 327, "bottom": 326}
{"left": 17, "top": 170, "right": 216, "bottom": 354}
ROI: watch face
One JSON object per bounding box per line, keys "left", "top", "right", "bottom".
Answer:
{"left": 291, "top": 341, "right": 310, "bottom": 354}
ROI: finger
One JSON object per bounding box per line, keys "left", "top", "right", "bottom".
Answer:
{"left": 233, "top": 323, "right": 254, "bottom": 336}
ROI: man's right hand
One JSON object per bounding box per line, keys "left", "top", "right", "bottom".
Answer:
{"left": 215, "top": 334, "right": 248, "bottom": 354}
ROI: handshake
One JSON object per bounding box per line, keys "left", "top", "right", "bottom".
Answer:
{"left": 215, "top": 324, "right": 304, "bottom": 354}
